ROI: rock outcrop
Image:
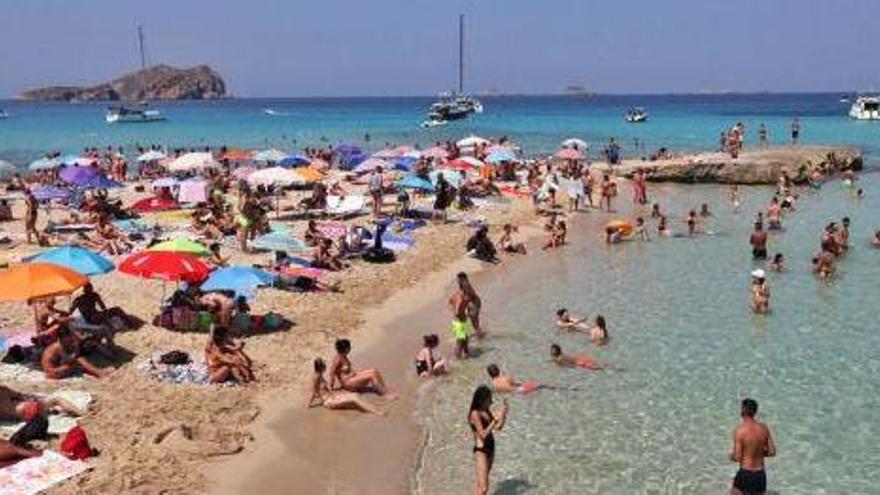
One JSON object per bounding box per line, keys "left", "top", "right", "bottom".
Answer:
{"left": 19, "top": 65, "right": 226, "bottom": 101}
{"left": 604, "top": 146, "right": 862, "bottom": 185}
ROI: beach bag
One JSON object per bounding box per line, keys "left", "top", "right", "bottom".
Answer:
{"left": 10, "top": 416, "right": 48, "bottom": 447}
{"left": 159, "top": 350, "right": 191, "bottom": 365}
{"left": 60, "top": 426, "right": 97, "bottom": 460}
{"left": 264, "top": 312, "right": 282, "bottom": 330}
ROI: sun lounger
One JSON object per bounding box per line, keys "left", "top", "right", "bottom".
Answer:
{"left": 325, "top": 195, "right": 365, "bottom": 219}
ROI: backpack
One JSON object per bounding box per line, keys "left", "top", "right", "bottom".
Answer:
{"left": 60, "top": 426, "right": 97, "bottom": 460}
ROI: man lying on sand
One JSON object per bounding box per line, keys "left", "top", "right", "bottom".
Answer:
{"left": 0, "top": 385, "right": 86, "bottom": 422}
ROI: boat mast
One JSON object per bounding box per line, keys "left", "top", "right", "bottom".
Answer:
{"left": 137, "top": 26, "right": 147, "bottom": 102}
{"left": 458, "top": 14, "right": 464, "bottom": 95}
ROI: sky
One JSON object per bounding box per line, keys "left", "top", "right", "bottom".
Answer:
{"left": 1, "top": 0, "right": 878, "bottom": 98}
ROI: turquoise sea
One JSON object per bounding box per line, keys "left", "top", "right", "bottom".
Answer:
{"left": 3, "top": 95, "right": 879, "bottom": 493}
{"left": 0, "top": 94, "right": 878, "bottom": 165}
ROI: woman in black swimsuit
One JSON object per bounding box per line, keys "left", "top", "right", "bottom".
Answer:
{"left": 468, "top": 385, "right": 509, "bottom": 495}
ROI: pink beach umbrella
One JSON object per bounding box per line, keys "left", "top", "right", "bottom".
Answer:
{"left": 372, "top": 148, "right": 398, "bottom": 159}
{"left": 232, "top": 167, "right": 256, "bottom": 180}
{"left": 422, "top": 147, "right": 450, "bottom": 159}
{"left": 554, "top": 148, "right": 584, "bottom": 160}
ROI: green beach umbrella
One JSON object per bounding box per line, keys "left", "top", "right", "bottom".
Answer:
{"left": 147, "top": 238, "right": 211, "bottom": 257}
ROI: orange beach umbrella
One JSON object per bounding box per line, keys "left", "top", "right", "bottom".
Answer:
{"left": 0, "top": 262, "right": 89, "bottom": 302}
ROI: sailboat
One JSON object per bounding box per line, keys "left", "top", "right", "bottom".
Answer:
{"left": 421, "top": 15, "right": 483, "bottom": 128}
{"left": 106, "top": 26, "right": 165, "bottom": 123}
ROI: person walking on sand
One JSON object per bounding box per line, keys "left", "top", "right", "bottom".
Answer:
{"left": 730, "top": 398, "right": 776, "bottom": 495}
{"left": 24, "top": 188, "right": 39, "bottom": 244}
{"left": 468, "top": 385, "right": 508, "bottom": 495}
{"left": 369, "top": 166, "right": 384, "bottom": 217}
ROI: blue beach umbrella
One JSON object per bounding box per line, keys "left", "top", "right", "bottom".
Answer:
{"left": 397, "top": 174, "right": 435, "bottom": 192}
{"left": 200, "top": 266, "right": 277, "bottom": 299}
{"left": 392, "top": 156, "right": 418, "bottom": 171}
{"left": 31, "top": 186, "right": 69, "bottom": 202}
{"left": 27, "top": 246, "right": 115, "bottom": 276}
{"left": 485, "top": 149, "right": 516, "bottom": 164}
{"left": 82, "top": 175, "right": 123, "bottom": 189}
{"left": 277, "top": 155, "right": 310, "bottom": 168}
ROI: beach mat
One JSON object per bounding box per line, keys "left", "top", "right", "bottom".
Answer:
{"left": 137, "top": 354, "right": 212, "bottom": 386}
{"left": 0, "top": 450, "right": 90, "bottom": 495}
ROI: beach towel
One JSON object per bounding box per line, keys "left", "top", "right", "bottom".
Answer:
{"left": 0, "top": 450, "right": 90, "bottom": 495}
{"left": 316, "top": 222, "right": 348, "bottom": 239}
{"left": 279, "top": 265, "right": 326, "bottom": 280}
{"left": 326, "top": 195, "right": 365, "bottom": 218}
{"left": 381, "top": 233, "right": 415, "bottom": 252}
{"left": 0, "top": 391, "right": 92, "bottom": 437}
{"left": 137, "top": 354, "right": 211, "bottom": 386}
{"left": 0, "top": 330, "right": 36, "bottom": 351}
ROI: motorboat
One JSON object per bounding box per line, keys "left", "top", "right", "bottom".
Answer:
{"left": 421, "top": 15, "right": 483, "bottom": 127}
{"left": 625, "top": 107, "right": 648, "bottom": 123}
{"left": 849, "top": 94, "right": 880, "bottom": 120}
{"left": 0, "top": 109, "right": 7, "bottom": 119}
{"left": 106, "top": 104, "right": 165, "bottom": 123}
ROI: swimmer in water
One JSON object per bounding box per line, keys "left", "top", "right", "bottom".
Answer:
{"left": 633, "top": 217, "right": 649, "bottom": 241}
{"left": 555, "top": 308, "right": 589, "bottom": 331}
{"left": 767, "top": 198, "right": 783, "bottom": 230}
{"left": 750, "top": 269, "right": 770, "bottom": 314}
{"left": 550, "top": 343, "right": 613, "bottom": 370}
{"left": 770, "top": 253, "right": 784, "bottom": 272}
{"left": 486, "top": 364, "right": 543, "bottom": 394}
{"left": 686, "top": 210, "right": 699, "bottom": 236}
{"left": 872, "top": 230, "right": 880, "bottom": 248}
{"left": 730, "top": 185, "right": 741, "bottom": 212}
{"left": 657, "top": 215, "right": 672, "bottom": 238}
{"left": 650, "top": 203, "right": 662, "bottom": 219}
{"left": 699, "top": 203, "right": 712, "bottom": 217}
{"left": 750, "top": 222, "right": 768, "bottom": 260}
{"left": 589, "top": 315, "right": 610, "bottom": 346}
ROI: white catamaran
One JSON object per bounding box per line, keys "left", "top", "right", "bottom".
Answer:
{"left": 106, "top": 26, "right": 165, "bottom": 124}
{"left": 422, "top": 15, "right": 483, "bottom": 128}
{"left": 849, "top": 94, "right": 880, "bottom": 121}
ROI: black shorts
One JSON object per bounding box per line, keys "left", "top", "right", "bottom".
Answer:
{"left": 752, "top": 247, "right": 767, "bottom": 259}
{"left": 733, "top": 468, "right": 766, "bottom": 494}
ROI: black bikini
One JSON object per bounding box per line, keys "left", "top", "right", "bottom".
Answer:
{"left": 470, "top": 411, "right": 495, "bottom": 456}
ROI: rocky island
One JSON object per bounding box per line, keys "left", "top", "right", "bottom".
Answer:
{"left": 18, "top": 64, "right": 226, "bottom": 101}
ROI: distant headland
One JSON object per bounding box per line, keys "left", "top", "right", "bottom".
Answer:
{"left": 17, "top": 64, "right": 227, "bottom": 101}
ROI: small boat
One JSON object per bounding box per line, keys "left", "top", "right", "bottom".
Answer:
{"left": 839, "top": 95, "right": 850, "bottom": 103}
{"left": 0, "top": 109, "right": 7, "bottom": 119}
{"left": 849, "top": 94, "right": 880, "bottom": 120}
{"left": 625, "top": 107, "right": 648, "bottom": 123}
{"left": 107, "top": 26, "right": 164, "bottom": 124}
{"left": 421, "top": 15, "right": 483, "bottom": 127}
{"left": 106, "top": 104, "right": 165, "bottom": 123}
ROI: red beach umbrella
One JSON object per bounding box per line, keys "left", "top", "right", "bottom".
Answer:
{"left": 132, "top": 196, "right": 181, "bottom": 213}
{"left": 118, "top": 251, "right": 211, "bottom": 283}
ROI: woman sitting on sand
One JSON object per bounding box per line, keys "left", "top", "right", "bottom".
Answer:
{"left": 543, "top": 220, "right": 567, "bottom": 250}
{"left": 329, "top": 339, "right": 392, "bottom": 396}
{"left": 307, "top": 358, "right": 382, "bottom": 414}
{"left": 205, "top": 326, "right": 255, "bottom": 384}
{"left": 84, "top": 215, "right": 132, "bottom": 255}
{"left": 414, "top": 334, "right": 447, "bottom": 377}
{"left": 303, "top": 220, "right": 324, "bottom": 247}
{"left": 312, "top": 238, "right": 344, "bottom": 271}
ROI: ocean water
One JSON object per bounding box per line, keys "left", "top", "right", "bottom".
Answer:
{"left": 416, "top": 181, "right": 880, "bottom": 494}
{"left": 1, "top": 93, "right": 878, "bottom": 166}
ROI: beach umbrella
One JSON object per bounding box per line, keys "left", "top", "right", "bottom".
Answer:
{"left": 444, "top": 157, "right": 483, "bottom": 171}
{"left": 561, "top": 138, "right": 588, "bottom": 150}
{"left": 59, "top": 166, "right": 115, "bottom": 187}
{"left": 59, "top": 155, "right": 94, "bottom": 167}
{"left": 167, "top": 152, "right": 220, "bottom": 172}
{"left": 138, "top": 150, "right": 167, "bottom": 162}
{"left": 119, "top": 251, "right": 211, "bottom": 283}
{"left": 456, "top": 135, "right": 490, "bottom": 148}
{"left": 131, "top": 196, "right": 180, "bottom": 212}
{"left": 372, "top": 148, "right": 399, "bottom": 159}
{"left": 0, "top": 263, "right": 89, "bottom": 302}
{"left": 253, "top": 149, "right": 288, "bottom": 163}
{"left": 354, "top": 158, "right": 392, "bottom": 174}
{"left": 252, "top": 231, "right": 308, "bottom": 252}
{"left": 31, "top": 186, "right": 69, "bottom": 202}
{"left": 248, "top": 166, "right": 303, "bottom": 187}
{"left": 430, "top": 170, "right": 463, "bottom": 188}
{"left": 147, "top": 239, "right": 211, "bottom": 257}
{"left": 403, "top": 150, "right": 423, "bottom": 159}
{"left": 28, "top": 157, "right": 61, "bottom": 171}
{"left": 151, "top": 177, "right": 180, "bottom": 188}
{"left": 334, "top": 144, "right": 366, "bottom": 170}
{"left": 277, "top": 154, "right": 310, "bottom": 168}
{"left": 0, "top": 160, "right": 17, "bottom": 180}
{"left": 200, "top": 266, "right": 277, "bottom": 299}
{"left": 397, "top": 175, "right": 435, "bottom": 192}
{"left": 83, "top": 175, "right": 123, "bottom": 189}
{"left": 554, "top": 148, "right": 584, "bottom": 160}
{"left": 220, "top": 149, "right": 254, "bottom": 162}
{"left": 485, "top": 149, "right": 516, "bottom": 164}
{"left": 27, "top": 246, "right": 114, "bottom": 276}
{"left": 231, "top": 167, "right": 255, "bottom": 180}
{"left": 422, "top": 147, "right": 450, "bottom": 159}
{"left": 392, "top": 156, "right": 418, "bottom": 172}
{"left": 295, "top": 166, "right": 325, "bottom": 183}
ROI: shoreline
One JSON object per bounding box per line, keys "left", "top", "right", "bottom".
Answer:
{"left": 207, "top": 202, "right": 544, "bottom": 494}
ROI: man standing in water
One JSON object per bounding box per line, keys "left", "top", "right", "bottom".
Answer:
{"left": 749, "top": 222, "right": 768, "bottom": 260}
{"left": 449, "top": 272, "right": 483, "bottom": 358}
{"left": 790, "top": 117, "right": 801, "bottom": 145}
{"left": 730, "top": 398, "right": 776, "bottom": 495}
